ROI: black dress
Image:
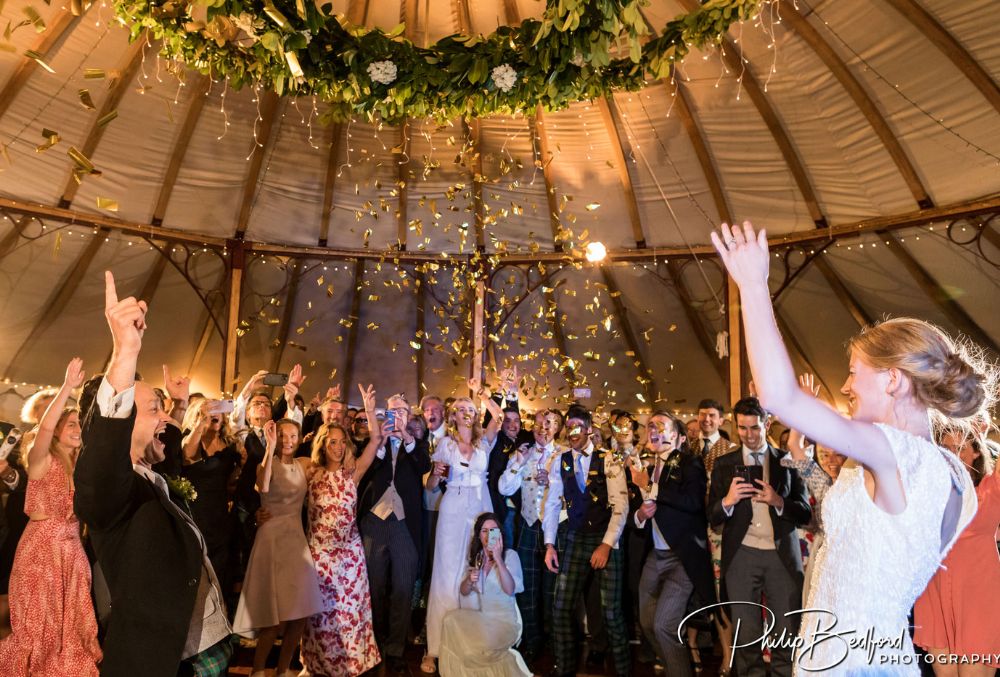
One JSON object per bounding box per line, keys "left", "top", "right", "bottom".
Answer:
{"left": 180, "top": 443, "right": 241, "bottom": 609}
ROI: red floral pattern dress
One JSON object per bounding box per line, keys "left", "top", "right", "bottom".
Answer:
{"left": 301, "top": 468, "right": 380, "bottom": 676}
{"left": 0, "top": 459, "right": 101, "bottom": 676}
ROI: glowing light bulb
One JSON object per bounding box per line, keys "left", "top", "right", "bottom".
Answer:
{"left": 585, "top": 241, "right": 607, "bottom": 263}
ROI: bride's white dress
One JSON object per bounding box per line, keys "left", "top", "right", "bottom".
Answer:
{"left": 797, "top": 424, "right": 976, "bottom": 675}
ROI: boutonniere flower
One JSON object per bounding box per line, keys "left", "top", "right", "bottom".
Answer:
{"left": 166, "top": 475, "right": 198, "bottom": 504}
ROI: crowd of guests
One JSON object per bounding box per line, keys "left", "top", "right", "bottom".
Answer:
{"left": 0, "top": 257, "right": 997, "bottom": 677}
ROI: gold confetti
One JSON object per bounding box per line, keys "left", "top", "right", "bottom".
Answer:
{"left": 22, "top": 6, "right": 44, "bottom": 32}
{"left": 36, "top": 128, "right": 60, "bottom": 153}
{"left": 78, "top": 89, "right": 95, "bottom": 110}
{"left": 97, "top": 111, "right": 118, "bottom": 127}
{"left": 95, "top": 197, "right": 118, "bottom": 211}
{"left": 24, "top": 49, "right": 54, "bottom": 73}
{"left": 83, "top": 68, "right": 106, "bottom": 79}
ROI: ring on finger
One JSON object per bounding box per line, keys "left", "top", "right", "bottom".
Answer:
{"left": 727, "top": 238, "right": 737, "bottom": 246}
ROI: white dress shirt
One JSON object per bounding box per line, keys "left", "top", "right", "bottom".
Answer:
{"left": 634, "top": 452, "right": 674, "bottom": 550}
{"left": 372, "top": 436, "right": 417, "bottom": 520}
{"left": 95, "top": 377, "right": 232, "bottom": 658}
{"left": 229, "top": 391, "right": 303, "bottom": 441}
{"left": 499, "top": 441, "right": 559, "bottom": 526}
{"left": 722, "top": 443, "right": 783, "bottom": 517}
{"left": 542, "top": 442, "right": 628, "bottom": 549}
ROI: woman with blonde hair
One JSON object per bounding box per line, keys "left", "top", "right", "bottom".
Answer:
{"left": 914, "top": 423, "right": 1000, "bottom": 675}
{"left": 179, "top": 397, "right": 243, "bottom": 610}
{"left": 300, "top": 384, "right": 383, "bottom": 676}
{"left": 421, "top": 385, "right": 504, "bottom": 673}
{"left": 0, "top": 358, "right": 101, "bottom": 675}
{"left": 713, "top": 221, "right": 992, "bottom": 674}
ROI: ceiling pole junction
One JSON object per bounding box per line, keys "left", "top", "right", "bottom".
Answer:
{"left": 600, "top": 267, "right": 656, "bottom": 407}
{"left": 0, "top": 9, "right": 80, "bottom": 121}
{"left": 0, "top": 216, "right": 33, "bottom": 262}
{"left": 59, "top": 35, "right": 150, "bottom": 209}
{"left": 880, "top": 231, "right": 1000, "bottom": 356}
{"left": 882, "top": 0, "right": 1000, "bottom": 116}
{"left": 3, "top": 228, "right": 109, "bottom": 380}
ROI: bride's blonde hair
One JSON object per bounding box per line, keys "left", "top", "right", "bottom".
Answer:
{"left": 849, "top": 318, "right": 997, "bottom": 438}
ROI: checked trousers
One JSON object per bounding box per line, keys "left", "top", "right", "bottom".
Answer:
{"left": 551, "top": 530, "right": 629, "bottom": 677}
{"left": 515, "top": 518, "right": 556, "bottom": 654}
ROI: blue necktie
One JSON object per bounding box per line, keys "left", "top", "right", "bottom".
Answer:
{"left": 574, "top": 453, "right": 586, "bottom": 492}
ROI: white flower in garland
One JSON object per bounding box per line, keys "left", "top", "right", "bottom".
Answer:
{"left": 367, "top": 60, "right": 397, "bottom": 86}
{"left": 491, "top": 63, "right": 517, "bottom": 92}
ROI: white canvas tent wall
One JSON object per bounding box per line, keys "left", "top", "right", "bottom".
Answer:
{"left": 0, "top": 0, "right": 998, "bottom": 422}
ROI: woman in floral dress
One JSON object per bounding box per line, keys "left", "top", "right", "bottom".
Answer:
{"left": 300, "top": 384, "right": 383, "bottom": 676}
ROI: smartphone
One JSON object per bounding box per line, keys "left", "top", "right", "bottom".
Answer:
{"left": 486, "top": 527, "right": 501, "bottom": 550}
{"left": 0, "top": 426, "right": 22, "bottom": 461}
{"left": 263, "top": 373, "right": 288, "bottom": 387}
{"left": 384, "top": 410, "right": 397, "bottom": 429}
{"left": 734, "top": 464, "right": 764, "bottom": 486}
{"left": 206, "top": 399, "right": 235, "bottom": 415}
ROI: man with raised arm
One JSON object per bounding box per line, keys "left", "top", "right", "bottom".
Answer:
{"left": 74, "top": 272, "right": 232, "bottom": 677}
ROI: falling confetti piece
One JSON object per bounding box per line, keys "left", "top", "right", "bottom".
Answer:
{"left": 24, "top": 49, "right": 54, "bottom": 72}
{"left": 83, "top": 68, "right": 106, "bottom": 79}
{"left": 97, "top": 110, "right": 118, "bottom": 127}
{"left": 78, "top": 88, "right": 95, "bottom": 110}
{"left": 96, "top": 197, "right": 119, "bottom": 211}
{"left": 35, "top": 128, "right": 60, "bottom": 153}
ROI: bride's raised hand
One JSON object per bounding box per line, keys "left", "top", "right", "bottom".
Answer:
{"left": 710, "top": 221, "right": 770, "bottom": 291}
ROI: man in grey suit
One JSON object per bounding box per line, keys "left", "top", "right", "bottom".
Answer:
{"left": 708, "top": 397, "right": 811, "bottom": 677}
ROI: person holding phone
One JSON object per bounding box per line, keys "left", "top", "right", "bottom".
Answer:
{"left": 437, "top": 512, "right": 531, "bottom": 677}
{"left": 707, "top": 396, "right": 811, "bottom": 677}
{"left": 178, "top": 397, "right": 243, "bottom": 612}
{"left": 421, "top": 384, "right": 503, "bottom": 674}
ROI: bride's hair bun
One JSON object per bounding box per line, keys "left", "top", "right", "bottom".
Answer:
{"left": 849, "top": 318, "right": 997, "bottom": 421}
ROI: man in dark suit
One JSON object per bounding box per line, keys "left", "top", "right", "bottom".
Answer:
{"left": 633, "top": 411, "right": 714, "bottom": 677}
{"left": 74, "top": 272, "right": 232, "bottom": 677}
{"left": 708, "top": 397, "right": 811, "bottom": 677}
{"left": 357, "top": 393, "right": 431, "bottom": 675}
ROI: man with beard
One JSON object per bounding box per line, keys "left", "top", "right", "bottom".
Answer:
{"left": 74, "top": 272, "right": 232, "bottom": 677}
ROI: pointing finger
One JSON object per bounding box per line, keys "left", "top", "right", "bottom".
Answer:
{"left": 104, "top": 270, "right": 118, "bottom": 310}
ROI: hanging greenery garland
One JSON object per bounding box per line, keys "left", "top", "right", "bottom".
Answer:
{"left": 115, "top": 0, "right": 760, "bottom": 122}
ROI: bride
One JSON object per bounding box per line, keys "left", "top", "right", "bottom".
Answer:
{"left": 712, "top": 221, "right": 993, "bottom": 674}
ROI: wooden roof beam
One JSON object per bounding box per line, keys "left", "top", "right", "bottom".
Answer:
{"left": 395, "top": 120, "right": 411, "bottom": 250}
{"left": 813, "top": 256, "right": 874, "bottom": 328}
{"left": 340, "top": 259, "right": 367, "bottom": 394}
{"left": 597, "top": 97, "right": 648, "bottom": 248}
{"left": 779, "top": 1, "right": 933, "bottom": 208}
{"left": 666, "top": 261, "right": 727, "bottom": 385}
{"left": 0, "top": 9, "right": 80, "bottom": 121}
{"left": 59, "top": 36, "right": 149, "bottom": 208}
{"left": 464, "top": 119, "right": 487, "bottom": 251}
{"left": 881, "top": 231, "right": 999, "bottom": 355}
{"left": 235, "top": 92, "right": 282, "bottom": 238}
{"left": 527, "top": 111, "right": 563, "bottom": 251}
{"left": 347, "top": 0, "right": 369, "bottom": 25}
{"left": 600, "top": 267, "right": 656, "bottom": 407}
{"left": 774, "top": 309, "right": 835, "bottom": 401}
{"left": 882, "top": 0, "right": 1000, "bottom": 116}
{"left": 269, "top": 261, "right": 304, "bottom": 374}
{"left": 318, "top": 122, "right": 344, "bottom": 246}
{"left": 152, "top": 74, "right": 210, "bottom": 225}
{"left": 671, "top": 78, "right": 733, "bottom": 224}
{"left": 3, "top": 229, "right": 107, "bottom": 380}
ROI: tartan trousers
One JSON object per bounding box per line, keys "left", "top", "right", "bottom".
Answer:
{"left": 552, "top": 530, "right": 629, "bottom": 677}
{"left": 515, "top": 517, "right": 556, "bottom": 654}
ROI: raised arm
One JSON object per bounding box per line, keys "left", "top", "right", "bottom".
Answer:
{"left": 352, "top": 384, "right": 384, "bottom": 481}
{"left": 711, "top": 223, "right": 891, "bottom": 472}
{"left": 26, "top": 357, "right": 84, "bottom": 479}
{"left": 256, "top": 420, "right": 277, "bottom": 493}
{"left": 163, "top": 364, "right": 190, "bottom": 425}
{"left": 181, "top": 410, "right": 208, "bottom": 463}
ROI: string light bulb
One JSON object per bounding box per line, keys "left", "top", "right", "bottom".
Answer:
{"left": 585, "top": 241, "right": 607, "bottom": 263}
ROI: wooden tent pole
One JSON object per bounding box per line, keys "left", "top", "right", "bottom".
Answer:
{"left": 221, "top": 239, "right": 247, "bottom": 393}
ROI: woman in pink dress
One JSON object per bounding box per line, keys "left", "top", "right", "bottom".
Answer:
{"left": 0, "top": 358, "right": 102, "bottom": 676}
{"left": 914, "top": 428, "right": 1000, "bottom": 676}
{"left": 301, "top": 384, "right": 382, "bottom": 676}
